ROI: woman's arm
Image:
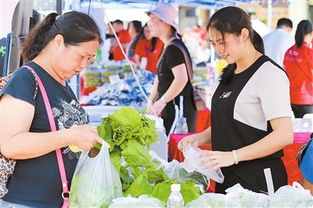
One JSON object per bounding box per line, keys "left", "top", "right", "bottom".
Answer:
{"left": 0, "top": 94, "right": 103, "bottom": 160}
{"left": 200, "top": 117, "right": 293, "bottom": 169}
{"left": 150, "top": 63, "right": 188, "bottom": 115}
{"left": 178, "top": 127, "right": 212, "bottom": 150}
{"left": 236, "top": 117, "right": 293, "bottom": 162}
{"left": 160, "top": 63, "right": 188, "bottom": 102}
{"left": 148, "top": 76, "right": 159, "bottom": 102}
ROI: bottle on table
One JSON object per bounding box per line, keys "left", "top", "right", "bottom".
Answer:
{"left": 167, "top": 184, "right": 184, "bottom": 208}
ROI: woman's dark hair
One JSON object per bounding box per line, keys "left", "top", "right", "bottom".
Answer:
{"left": 295, "top": 20, "right": 312, "bottom": 48}
{"left": 206, "top": 6, "right": 264, "bottom": 84}
{"left": 170, "top": 26, "right": 182, "bottom": 40}
{"left": 22, "top": 11, "right": 103, "bottom": 62}
{"left": 128, "top": 20, "right": 142, "bottom": 34}
{"left": 140, "top": 23, "right": 158, "bottom": 52}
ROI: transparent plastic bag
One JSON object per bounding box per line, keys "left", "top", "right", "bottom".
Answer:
{"left": 269, "top": 182, "right": 313, "bottom": 207}
{"left": 161, "top": 159, "right": 207, "bottom": 192}
{"left": 186, "top": 193, "right": 227, "bottom": 208}
{"left": 69, "top": 146, "right": 122, "bottom": 208}
{"left": 163, "top": 160, "right": 185, "bottom": 180}
{"left": 109, "top": 195, "right": 164, "bottom": 208}
{"left": 174, "top": 117, "right": 188, "bottom": 134}
{"left": 182, "top": 144, "right": 224, "bottom": 183}
{"left": 225, "top": 183, "right": 269, "bottom": 208}
{"left": 174, "top": 96, "right": 188, "bottom": 134}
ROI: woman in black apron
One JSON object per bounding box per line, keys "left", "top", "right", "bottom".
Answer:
{"left": 178, "top": 6, "right": 293, "bottom": 194}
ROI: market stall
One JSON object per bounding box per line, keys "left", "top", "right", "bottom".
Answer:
{"left": 70, "top": 107, "right": 313, "bottom": 207}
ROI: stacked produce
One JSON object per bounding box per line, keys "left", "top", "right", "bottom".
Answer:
{"left": 80, "top": 70, "right": 155, "bottom": 108}
{"left": 96, "top": 107, "right": 203, "bottom": 205}
{"left": 82, "top": 61, "right": 132, "bottom": 89}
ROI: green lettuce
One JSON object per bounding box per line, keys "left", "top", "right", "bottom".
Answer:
{"left": 121, "top": 140, "right": 154, "bottom": 168}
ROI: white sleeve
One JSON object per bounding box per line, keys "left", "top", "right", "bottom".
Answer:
{"left": 256, "top": 65, "right": 293, "bottom": 121}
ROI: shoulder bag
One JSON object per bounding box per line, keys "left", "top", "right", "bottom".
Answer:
{"left": 170, "top": 41, "right": 207, "bottom": 111}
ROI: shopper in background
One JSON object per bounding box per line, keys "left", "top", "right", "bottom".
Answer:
{"left": 178, "top": 6, "right": 293, "bottom": 194}
{"left": 283, "top": 20, "right": 313, "bottom": 118}
{"left": 0, "top": 11, "right": 108, "bottom": 207}
{"left": 134, "top": 24, "right": 164, "bottom": 73}
{"left": 146, "top": 3, "right": 196, "bottom": 134}
{"left": 127, "top": 20, "right": 142, "bottom": 58}
{"left": 263, "top": 18, "right": 294, "bottom": 67}
{"left": 110, "top": 19, "right": 131, "bottom": 61}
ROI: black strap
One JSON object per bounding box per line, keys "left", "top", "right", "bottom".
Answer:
{"left": 169, "top": 41, "right": 194, "bottom": 82}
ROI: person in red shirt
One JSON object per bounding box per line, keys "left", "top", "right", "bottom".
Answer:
{"left": 127, "top": 20, "right": 142, "bottom": 59}
{"left": 110, "top": 19, "right": 131, "bottom": 61}
{"left": 134, "top": 24, "right": 164, "bottom": 73}
{"left": 284, "top": 20, "right": 313, "bottom": 118}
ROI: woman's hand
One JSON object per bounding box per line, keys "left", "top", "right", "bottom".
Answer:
{"left": 67, "top": 124, "right": 109, "bottom": 151}
{"left": 147, "top": 99, "right": 166, "bottom": 115}
{"left": 178, "top": 134, "right": 199, "bottom": 151}
{"left": 146, "top": 100, "right": 154, "bottom": 114}
{"left": 199, "top": 151, "right": 235, "bottom": 171}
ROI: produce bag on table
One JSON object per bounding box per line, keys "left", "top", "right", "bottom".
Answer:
{"left": 225, "top": 183, "right": 269, "bottom": 207}
{"left": 108, "top": 195, "right": 164, "bottom": 208}
{"left": 69, "top": 145, "right": 122, "bottom": 208}
{"left": 182, "top": 144, "right": 224, "bottom": 183}
{"left": 186, "top": 193, "right": 227, "bottom": 208}
{"left": 269, "top": 182, "right": 313, "bottom": 207}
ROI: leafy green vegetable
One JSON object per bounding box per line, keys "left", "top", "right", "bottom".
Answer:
{"left": 121, "top": 140, "right": 154, "bottom": 168}
{"left": 97, "top": 107, "right": 157, "bottom": 152}
{"left": 110, "top": 148, "right": 122, "bottom": 172}
{"left": 96, "top": 107, "right": 202, "bottom": 206}
{"left": 143, "top": 168, "right": 169, "bottom": 184}
{"left": 181, "top": 181, "right": 202, "bottom": 204}
{"left": 151, "top": 180, "right": 172, "bottom": 204}
{"left": 124, "top": 174, "right": 154, "bottom": 197}
{"left": 111, "top": 107, "right": 141, "bottom": 127}
{"left": 119, "top": 166, "right": 134, "bottom": 191}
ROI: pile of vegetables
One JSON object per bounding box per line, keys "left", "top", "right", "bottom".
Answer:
{"left": 96, "top": 107, "right": 202, "bottom": 205}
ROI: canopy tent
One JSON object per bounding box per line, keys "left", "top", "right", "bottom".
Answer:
{"left": 1, "top": 0, "right": 267, "bottom": 76}
{"left": 80, "top": 0, "right": 262, "bottom": 8}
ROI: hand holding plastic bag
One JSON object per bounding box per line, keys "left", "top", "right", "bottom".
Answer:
{"left": 182, "top": 144, "right": 224, "bottom": 183}
{"left": 69, "top": 146, "right": 122, "bottom": 208}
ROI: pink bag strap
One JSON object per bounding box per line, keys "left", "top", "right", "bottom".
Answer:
{"left": 23, "top": 65, "right": 69, "bottom": 208}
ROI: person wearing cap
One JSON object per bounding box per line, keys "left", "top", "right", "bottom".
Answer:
{"left": 146, "top": 3, "right": 196, "bottom": 135}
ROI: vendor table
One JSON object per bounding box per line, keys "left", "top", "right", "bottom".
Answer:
{"left": 168, "top": 132, "right": 312, "bottom": 190}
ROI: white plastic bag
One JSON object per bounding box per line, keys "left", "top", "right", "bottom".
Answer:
{"left": 225, "top": 183, "right": 269, "bottom": 208}
{"left": 186, "top": 193, "right": 227, "bottom": 208}
{"left": 109, "top": 195, "right": 164, "bottom": 208}
{"left": 146, "top": 115, "right": 168, "bottom": 161}
{"left": 69, "top": 146, "right": 122, "bottom": 208}
{"left": 174, "top": 96, "right": 188, "bottom": 134}
{"left": 182, "top": 144, "right": 224, "bottom": 183}
{"left": 269, "top": 182, "right": 313, "bottom": 207}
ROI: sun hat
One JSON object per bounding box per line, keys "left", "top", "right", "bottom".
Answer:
{"left": 145, "top": 3, "right": 179, "bottom": 32}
